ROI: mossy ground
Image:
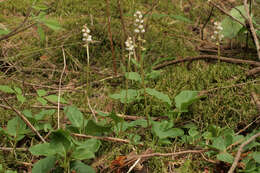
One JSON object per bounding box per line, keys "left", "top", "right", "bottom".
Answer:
{"left": 0, "top": 0, "right": 259, "bottom": 172}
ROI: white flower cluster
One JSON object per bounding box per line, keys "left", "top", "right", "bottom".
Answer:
{"left": 211, "top": 21, "right": 224, "bottom": 41}
{"left": 82, "top": 24, "right": 92, "bottom": 43}
{"left": 125, "top": 37, "right": 134, "bottom": 55}
{"left": 134, "top": 11, "right": 145, "bottom": 33}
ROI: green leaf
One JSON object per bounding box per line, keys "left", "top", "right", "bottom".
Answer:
{"left": 71, "top": 161, "right": 95, "bottom": 173}
{"left": 129, "top": 119, "right": 148, "bottom": 128}
{"left": 32, "top": 155, "right": 56, "bottom": 173}
{"left": 146, "top": 88, "right": 172, "bottom": 106}
{"left": 152, "top": 121, "right": 184, "bottom": 139}
{"left": 188, "top": 128, "right": 199, "bottom": 137}
{"left": 45, "top": 94, "right": 67, "bottom": 103}
{"left": 211, "top": 137, "right": 226, "bottom": 151}
{"left": 71, "top": 148, "right": 95, "bottom": 160}
{"left": 64, "top": 106, "right": 84, "bottom": 128}
{"left": 6, "top": 117, "right": 28, "bottom": 140}
{"left": 77, "top": 139, "right": 101, "bottom": 152}
{"left": 174, "top": 90, "right": 199, "bottom": 112}
{"left": 0, "top": 85, "right": 15, "bottom": 93}
{"left": 37, "top": 97, "right": 47, "bottom": 105}
{"left": 221, "top": 5, "right": 246, "bottom": 38}
{"left": 36, "top": 89, "right": 47, "bottom": 97}
{"left": 0, "top": 28, "right": 10, "bottom": 35}
{"left": 29, "top": 143, "right": 57, "bottom": 156}
{"left": 85, "top": 120, "right": 111, "bottom": 135}
{"left": 35, "top": 109, "right": 56, "bottom": 120}
{"left": 39, "top": 18, "right": 63, "bottom": 31}
{"left": 125, "top": 72, "right": 141, "bottom": 82}
{"left": 22, "top": 109, "right": 33, "bottom": 118}
{"left": 37, "top": 24, "right": 45, "bottom": 44}
{"left": 252, "top": 152, "right": 260, "bottom": 163}
{"left": 217, "top": 152, "right": 234, "bottom": 163}
{"left": 50, "top": 129, "right": 72, "bottom": 155}
{"left": 109, "top": 89, "right": 139, "bottom": 104}
{"left": 17, "top": 94, "right": 26, "bottom": 103}
{"left": 13, "top": 87, "right": 22, "bottom": 94}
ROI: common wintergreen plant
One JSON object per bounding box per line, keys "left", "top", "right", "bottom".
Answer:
{"left": 211, "top": 21, "right": 224, "bottom": 63}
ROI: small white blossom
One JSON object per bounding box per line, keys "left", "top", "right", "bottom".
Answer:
{"left": 141, "top": 29, "right": 145, "bottom": 33}
{"left": 134, "top": 29, "right": 140, "bottom": 33}
{"left": 134, "top": 10, "right": 145, "bottom": 34}
{"left": 211, "top": 21, "right": 224, "bottom": 42}
{"left": 125, "top": 36, "right": 134, "bottom": 55}
{"left": 82, "top": 24, "right": 92, "bottom": 44}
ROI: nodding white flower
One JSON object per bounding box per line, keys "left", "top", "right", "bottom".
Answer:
{"left": 134, "top": 11, "right": 145, "bottom": 34}
{"left": 134, "top": 29, "right": 140, "bottom": 33}
{"left": 211, "top": 21, "right": 224, "bottom": 42}
{"left": 82, "top": 24, "right": 92, "bottom": 43}
{"left": 125, "top": 36, "right": 134, "bottom": 55}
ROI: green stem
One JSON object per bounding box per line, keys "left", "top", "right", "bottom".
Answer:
{"left": 140, "top": 54, "right": 150, "bottom": 127}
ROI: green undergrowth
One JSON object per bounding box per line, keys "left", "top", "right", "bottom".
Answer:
{"left": 0, "top": 0, "right": 260, "bottom": 172}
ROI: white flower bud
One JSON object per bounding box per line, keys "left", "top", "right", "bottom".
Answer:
{"left": 141, "top": 29, "right": 145, "bottom": 33}
{"left": 134, "top": 29, "right": 140, "bottom": 33}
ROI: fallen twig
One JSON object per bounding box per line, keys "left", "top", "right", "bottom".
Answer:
{"left": 252, "top": 92, "right": 260, "bottom": 113}
{"left": 228, "top": 132, "right": 260, "bottom": 173}
{"left": 72, "top": 133, "right": 135, "bottom": 145}
{"left": 246, "top": 67, "right": 260, "bottom": 76}
{"left": 0, "top": 96, "right": 46, "bottom": 143}
{"left": 57, "top": 47, "right": 67, "bottom": 129}
{"left": 153, "top": 55, "right": 260, "bottom": 70}
{"left": 0, "top": 147, "right": 28, "bottom": 152}
{"left": 244, "top": 0, "right": 260, "bottom": 60}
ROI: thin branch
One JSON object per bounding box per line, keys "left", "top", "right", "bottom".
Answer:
{"left": 153, "top": 55, "right": 260, "bottom": 70}
{"left": 244, "top": 0, "right": 260, "bottom": 60}
{"left": 0, "top": 147, "right": 28, "bottom": 151}
{"left": 0, "top": 96, "right": 46, "bottom": 143}
{"left": 72, "top": 133, "right": 136, "bottom": 145}
{"left": 228, "top": 132, "right": 260, "bottom": 173}
{"left": 130, "top": 149, "right": 206, "bottom": 159}
{"left": 246, "top": 67, "right": 260, "bottom": 76}
{"left": 57, "top": 47, "right": 67, "bottom": 129}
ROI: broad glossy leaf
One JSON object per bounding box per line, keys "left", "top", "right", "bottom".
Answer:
{"left": 50, "top": 129, "right": 72, "bottom": 155}
{"left": 6, "top": 117, "right": 29, "bottom": 140}
{"left": 0, "top": 85, "right": 14, "bottom": 93}
{"left": 29, "top": 143, "right": 57, "bottom": 156}
{"left": 217, "top": 152, "right": 234, "bottom": 163}
{"left": 174, "top": 90, "right": 199, "bottom": 112}
{"left": 77, "top": 139, "right": 101, "bottom": 153}
{"left": 71, "top": 161, "right": 95, "bottom": 173}
{"left": 152, "top": 121, "right": 184, "bottom": 139}
{"left": 32, "top": 155, "right": 56, "bottom": 173}
{"left": 146, "top": 88, "right": 172, "bottom": 106}
{"left": 64, "top": 106, "right": 84, "bottom": 128}
{"left": 71, "top": 148, "right": 95, "bottom": 160}
{"left": 35, "top": 109, "right": 56, "bottom": 120}
{"left": 211, "top": 137, "right": 226, "bottom": 151}
{"left": 221, "top": 5, "right": 246, "bottom": 38}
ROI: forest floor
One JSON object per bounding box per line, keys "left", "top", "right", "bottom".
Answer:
{"left": 0, "top": 0, "right": 260, "bottom": 172}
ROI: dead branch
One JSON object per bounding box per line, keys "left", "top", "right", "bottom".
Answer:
{"left": 153, "top": 55, "right": 260, "bottom": 70}
{"left": 244, "top": 0, "right": 260, "bottom": 60}
{"left": 72, "top": 133, "right": 136, "bottom": 145}
{"left": 251, "top": 92, "right": 260, "bottom": 113}
{"left": 228, "top": 132, "right": 260, "bottom": 173}
{"left": 246, "top": 67, "right": 260, "bottom": 76}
